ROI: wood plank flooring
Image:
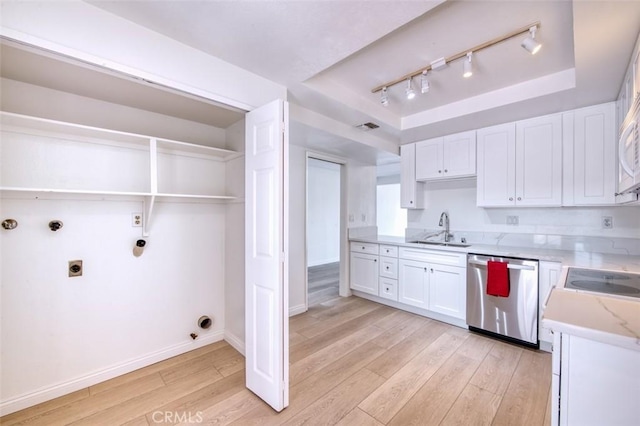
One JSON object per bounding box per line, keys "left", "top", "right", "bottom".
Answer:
{"left": 2, "top": 296, "right": 552, "bottom": 426}
{"left": 307, "top": 262, "right": 340, "bottom": 306}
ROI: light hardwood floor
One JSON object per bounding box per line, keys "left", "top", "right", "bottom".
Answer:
{"left": 1, "top": 297, "right": 552, "bottom": 426}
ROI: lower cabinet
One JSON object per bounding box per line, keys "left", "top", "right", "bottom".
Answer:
{"left": 428, "top": 264, "right": 466, "bottom": 320}
{"left": 397, "top": 252, "right": 466, "bottom": 321}
{"left": 398, "top": 259, "right": 430, "bottom": 309}
{"left": 552, "top": 332, "right": 640, "bottom": 426}
{"left": 350, "top": 242, "right": 467, "bottom": 326}
{"left": 350, "top": 250, "right": 379, "bottom": 296}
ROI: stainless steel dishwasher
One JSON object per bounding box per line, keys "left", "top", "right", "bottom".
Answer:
{"left": 467, "top": 254, "right": 539, "bottom": 348}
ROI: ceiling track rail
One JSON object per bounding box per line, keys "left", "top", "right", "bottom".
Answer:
{"left": 371, "top": 21, "right": 541, "bottom": 93}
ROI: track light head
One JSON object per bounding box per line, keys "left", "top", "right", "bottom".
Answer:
{"left": 420, "top": 70, "right": 430, "bottom": 94}
{"left": 521, "top": 25, "right": 542, "bottom": 55}
{"left": 405, "top": 78, "right": 416, "bottom": 100}
{"left": 463, "top": 52, "right": 473, "bottom": 78}
{"left": 380, "top": 86, "right": 389, "bottom": 106}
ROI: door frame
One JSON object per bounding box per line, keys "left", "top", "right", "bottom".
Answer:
{"left": 304, "top": 151, "right": 349, "bottom": 311}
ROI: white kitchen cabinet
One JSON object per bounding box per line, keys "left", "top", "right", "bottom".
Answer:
{"left": 539, "top": 261, "right": 562, "bottom": 349}
{"left": 349, "top": 251, "right": 379, "bottom": 296}
{"left": 552, "top": 333, "right": 640, "bottom": 426}
{"left": 428, "top": 263, "right": 466, "bottom": 320}
{"left": 400, "top": 143, "right": 424, "bottom": 209}
{"left": 515, "top": 114, "right": 563, "bottom": 206}
{"left": 398, "top": 258, "right": 429, "bottom": 309}
{"left": 415, "top": 130, "right": 476, "bottom": 181}
{"left": 477, "top": 114, "right": 562, "bottom": 207}
{"left": 476, "top": 122, "right": 517, "bottom": 207}
{"left": 563, "top": 103, "right": 616, "bottom": 206}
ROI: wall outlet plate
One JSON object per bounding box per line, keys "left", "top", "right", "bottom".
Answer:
{"left": 506, "top": 215, "right": 519, "bottom": 225}
{"left": 132, "top": 213, "right": 142, "bottom": 227}
{"left": 602, "top": 216, "right": 613, "bottom": 229}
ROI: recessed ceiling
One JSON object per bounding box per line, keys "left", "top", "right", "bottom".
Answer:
{"left": 313, "top": 0, "right": 575, "bottom": 117}
{"left": 86, "top": 0, "right": 640, "bottom": 143}
{"left": 2, "top": 0, "right": 639, "bottom": 159}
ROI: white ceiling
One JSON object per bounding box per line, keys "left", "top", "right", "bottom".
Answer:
{"left": 2, "top": 0, "right": 640, "bottom": 162}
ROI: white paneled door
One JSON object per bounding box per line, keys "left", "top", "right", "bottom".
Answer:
{"left": 245, "top": 99, "right": 289, "bottom": 412}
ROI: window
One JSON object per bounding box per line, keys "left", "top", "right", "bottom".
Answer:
{"left": 376, "top": 183, "right": 407, "bottom": 236}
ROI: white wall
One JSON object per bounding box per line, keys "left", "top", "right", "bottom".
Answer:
{"left": 223, "top": 119, "right": 246, "bottom": 352}
{"left": 407, "top": 179, "right": 640, "bottom": 239}
{"left": 288, "top": 144, "right": 308, "bottom": 315}
{"left": 307, "top": 158, "right": 340, "bottom": 266}
{"left": 0, "top": 198, "right": 226, "bottom": 413}
{"left": 0, "top": 82, "right": 234, "bottom": 414}
{"left": 347, "top": 160, "right": 378, "bottom": 228}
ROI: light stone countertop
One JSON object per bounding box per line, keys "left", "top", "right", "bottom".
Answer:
{"left": 350, "top": 234, "right": 640, "bottom": 350}
{"left": 350, "top": 234, "right": 640, "bottom": 272}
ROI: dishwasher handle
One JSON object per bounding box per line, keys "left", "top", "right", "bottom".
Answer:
{"left": 468, "top": 259, "right": 536, "bottom": 271}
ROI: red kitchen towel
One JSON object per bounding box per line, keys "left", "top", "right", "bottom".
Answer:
{"left": 487, "top": 260, "right": 510, "bottom": 297}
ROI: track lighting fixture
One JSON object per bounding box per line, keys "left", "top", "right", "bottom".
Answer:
{"left": 371, "top": 21, "right": 542, "bottom": 101}
{"left": 405, "top": 77, "right": 416, "bottom": 100}
{"left": 380, "top": 86, "right": 389, "bottom": 106}
{"left": 420, "top": 70, "right": 430, "bottom": 94}
{"left": 463, "top": 52, "right": 473, "bottom": 78}
{"left": 521, "top": 25, "right": 542, "bottom": 55}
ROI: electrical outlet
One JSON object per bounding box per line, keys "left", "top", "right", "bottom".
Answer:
{"left": 506, "top": 215, "right": 519, "bottom": 225}
{"left": 132, "top": 213, "right": 142, "bottom": 227}
{"left": 602, "top": 216, "right": 613, "bottom": 229}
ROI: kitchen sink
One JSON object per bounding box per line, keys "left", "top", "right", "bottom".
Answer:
{"left": 410, "top": 241, "right": 471, "bottom": 248}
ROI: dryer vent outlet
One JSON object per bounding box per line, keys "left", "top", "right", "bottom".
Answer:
{"left": 69, "top": 260, "right": 83, "bottom": 277}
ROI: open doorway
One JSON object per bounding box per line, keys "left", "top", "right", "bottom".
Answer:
{"left": 306, "top": 157, "right": 342, "bottom": 307}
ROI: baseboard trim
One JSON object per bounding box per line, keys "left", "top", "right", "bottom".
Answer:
{"left": 224, "top": 331, "right": 245, "bottom": 356}
{"left": 0, "top": 331, "right": 224, "bottom": 416}
{"left": 289, "top": 304, "right": 307, "bottom": 317}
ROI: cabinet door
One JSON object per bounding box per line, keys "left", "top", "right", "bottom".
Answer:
{"left": 415, "top": 137, "right": 443, "bottom": 180}
{"left": 428, "top": 264, "right": 466, "bottom": 320}
{"left": 561, "top": 335, "right": 640, "bottom": 426}
{"left": 516, "top": 114, "right": 562, "bottom": 206}
{"left": 398, "top": 259, "right": 429, "bottom": 309}
{"left": 350, "top": 252, "right": 379, "bottom": 295}
{"left": 572, "top": 103, "right": 616, "bottom": 205}
{"left": 443, "top": 130, "right": 476, "bottom": 178}
{"left": 400, "top": 144, "right": 424, "bottom": 209}
{"left": 539, "top": 261, "right": 562, "bottom": 346}
{"left": 476, "top": 123, "right": 516, "bottom": 206}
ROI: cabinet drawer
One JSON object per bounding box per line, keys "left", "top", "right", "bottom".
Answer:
{"left": 350, "top": 242, "right": 379, "bottom": 255}
{"left": 379, "top": 278, "right": 398, "bottom": 301}
{"left": 379, "top": 245, "right": 398, "bottom": 257}
{"left": 399, "top": 247, "right": 466, "bottom": 267}
{"left": 379, "top": 257, "right": 398, "bottom": 279}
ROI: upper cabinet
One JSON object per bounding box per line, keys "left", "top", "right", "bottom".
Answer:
{"left": 563, "top": 103, "right": 616, "bottom": 206}
{"left": 415, "top": 130, "right": 476, "bottom": 181}
{"left": 400, "top": 143, "right": 424, "bottom": 209}
{"left": 477, "top": 114, "right": 562, "bottom": 207}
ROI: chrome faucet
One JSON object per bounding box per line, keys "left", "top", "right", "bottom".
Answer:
{"left": 439, "top": 211, "right": 452, "bottom": 242}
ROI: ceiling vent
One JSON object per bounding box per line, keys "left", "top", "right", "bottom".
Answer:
{"left": 356, "top": 122, "right": 380, "bottom": 131}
